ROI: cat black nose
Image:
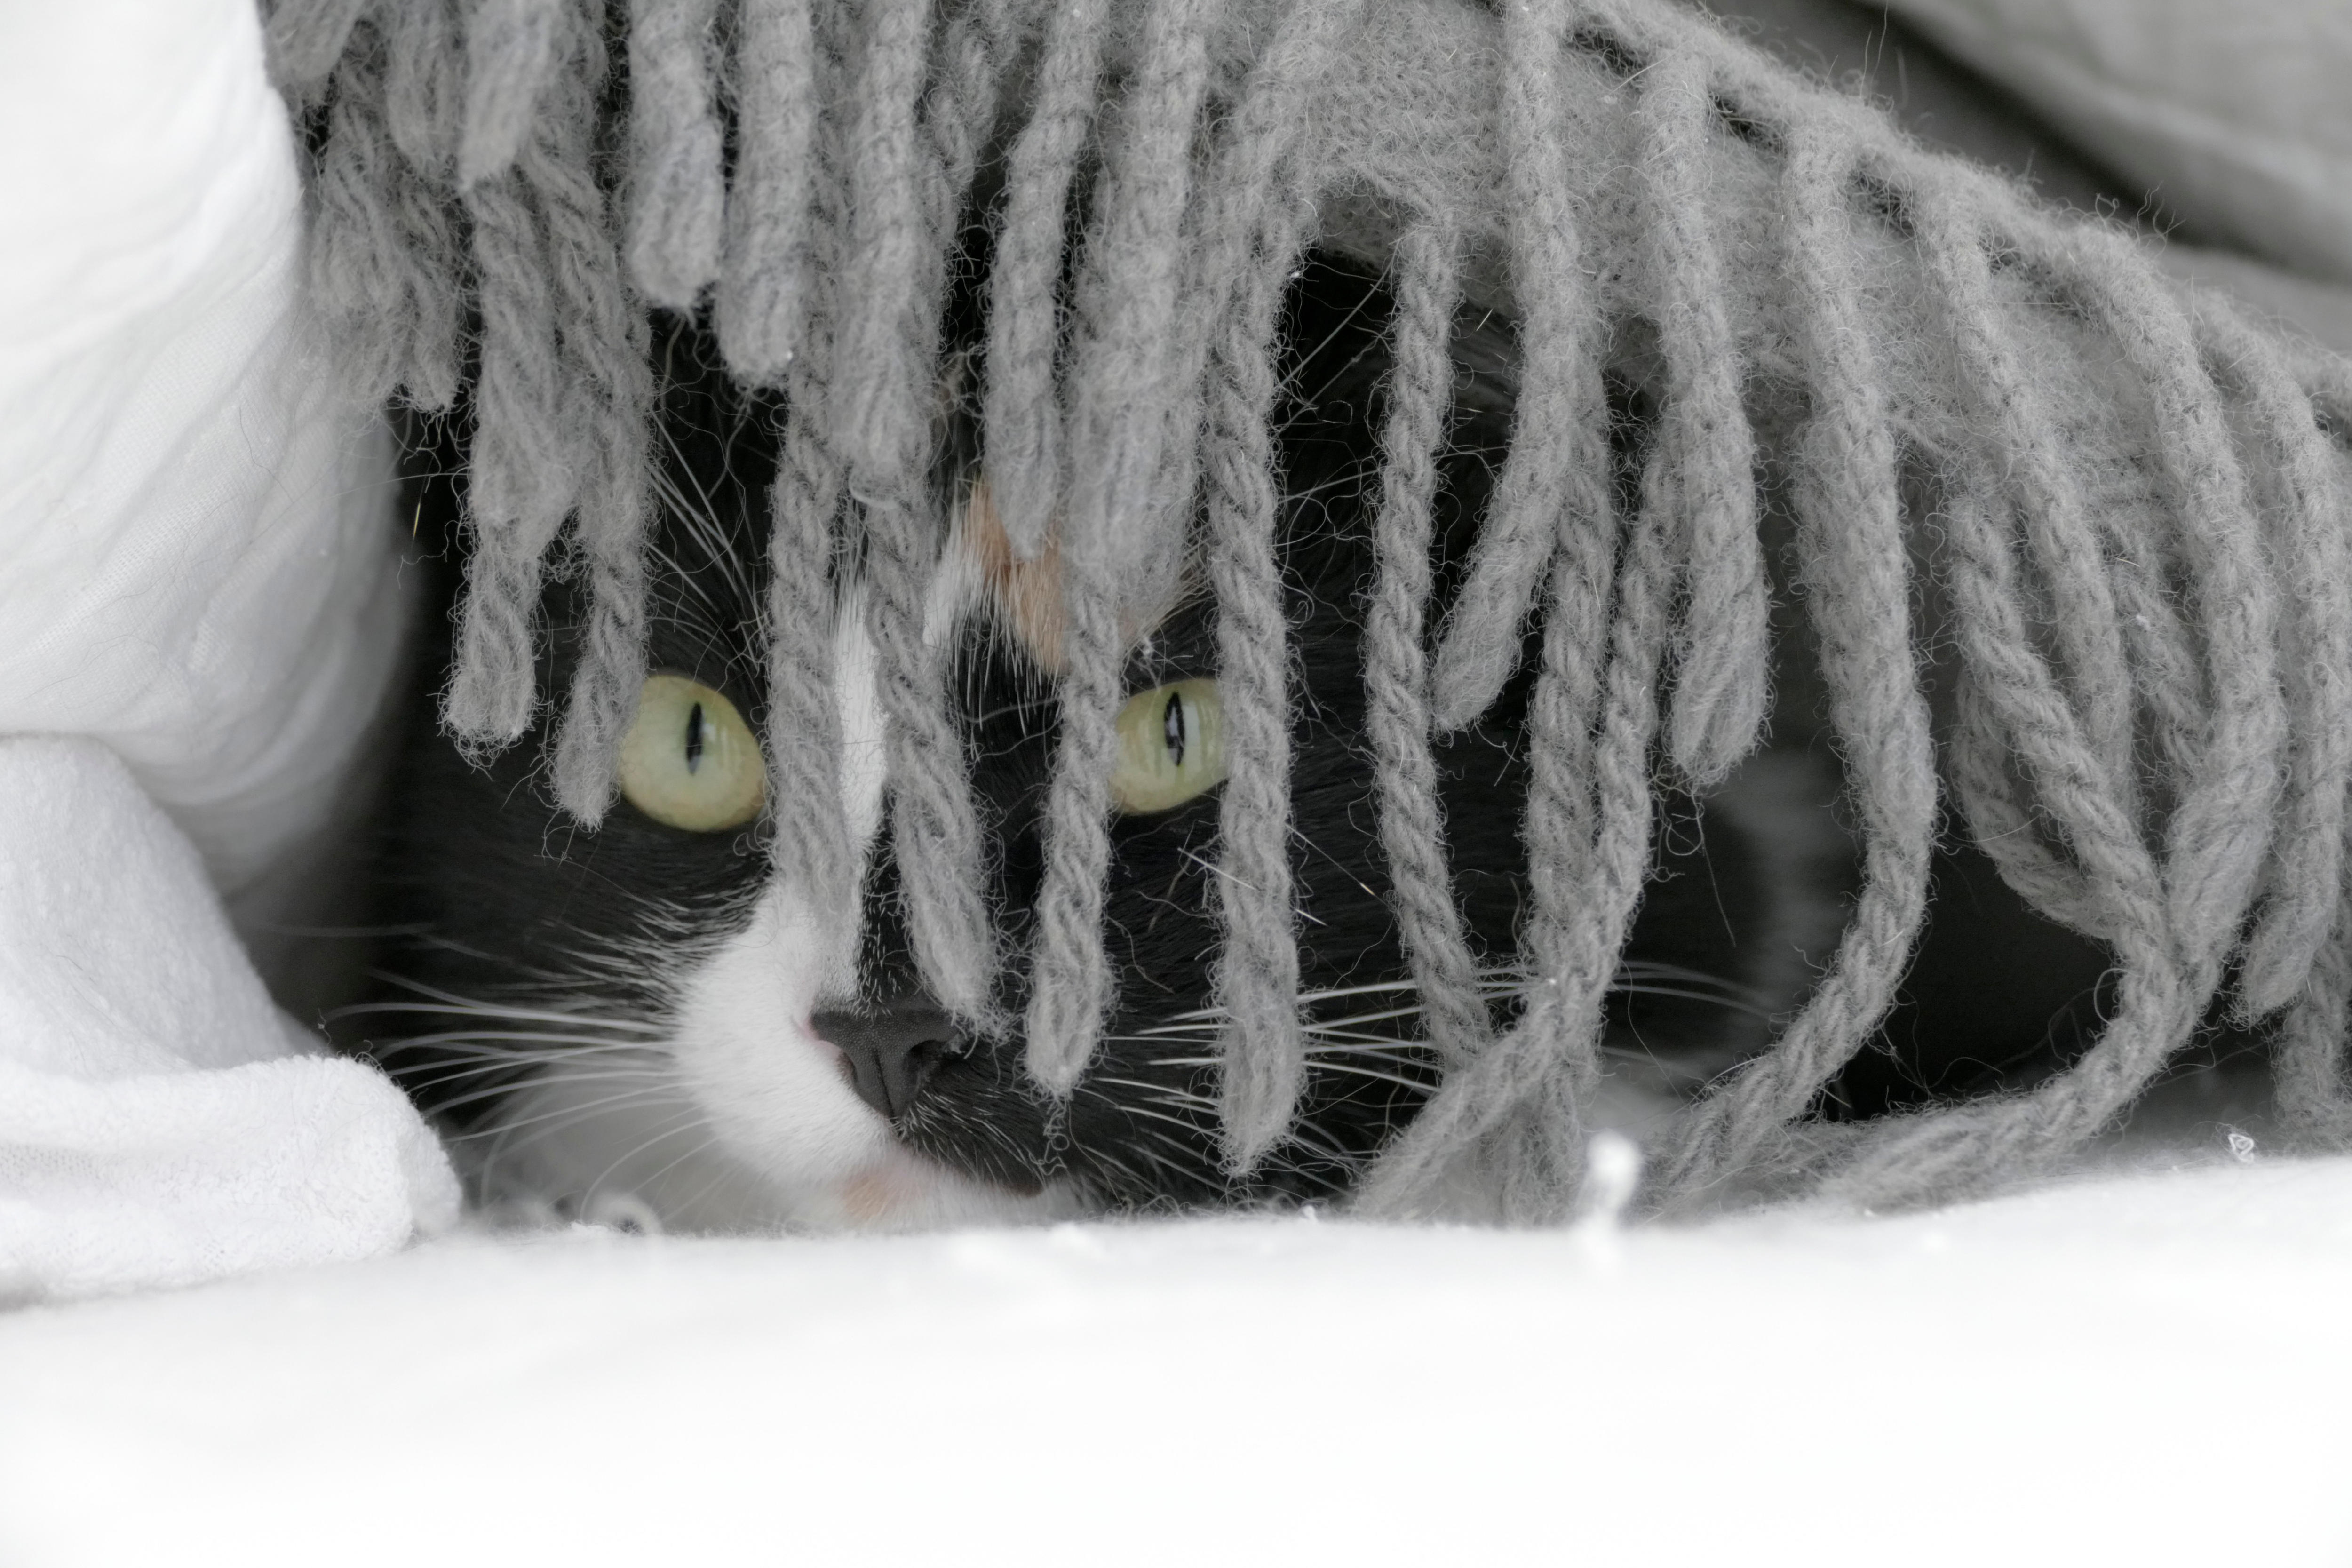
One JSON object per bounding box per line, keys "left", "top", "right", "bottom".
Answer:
{"left": 815, "top": 1005, "right": 965, "bottom": 1121}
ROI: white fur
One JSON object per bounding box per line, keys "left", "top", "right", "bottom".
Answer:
{"left": 516, "top": 585, "right": 1073, "bottom": 1233}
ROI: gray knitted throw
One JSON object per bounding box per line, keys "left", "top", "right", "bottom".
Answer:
{"left": 271, "top": 0, "right": 2352, "bottom": 1220}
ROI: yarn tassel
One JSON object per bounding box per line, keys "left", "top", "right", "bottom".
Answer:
{"left": 767, "top": 437, "right": 855, "bottom": 923}
{"left": 983, "top": 0, "right": 1112, "bottom": 561}
{"left": 1829, "top": 216, "right": 2273, "bottom": 1202}
{"left": 539, "top": 14, "right": 656, "bottom": 823}
{"left": 1200, "top": 188, "right": 1319, "bottom": 1169}
{"left": 2068, "top": 239, "right": 2286, "bottom": 980}
{"left": 716, "top": 0, "right": 816, "bottom": 385}
{"left": 384, "top": 0, "right": 461, "bottom": 175}
{"left": 1430, "top": 0, "right": 1580, "bottom": 733}
{"left": 1912, "top": 183, "right": 2138, "bottom": 838}
{"left": 1361, "top": 427, "right": 1667, "bottom": 1220}
{"left": 624, "top": 0, "right": 725, "bottom": 309}
{"left": 1025, "top": 0, "right": 1218, "bottom": 1095}
{"left": 1631, "top": 50, "right": 1770, "bottom": 791}
{"left": 832, "top": 0, "right": 937, "bottom": 481}
{"left": 1151, "top": 0, "right": 1365, "bottom": 581}
{"left": 377, "top": 0, "right": 465, "bottom": 411}
{"left": 2195, "top": 301, "right": 2351, "bottom": 1018}
{"left": 762, "top": 0, "right": 858, "bottom": 932}
{"left": 842, "top": 0, "right": 1008, "bottom": 1026}
{"left": 1367, "top": 219, "right": 1491, "bottom": 1072}
{"left": 1139, "top": 0, "right": 1365, "bottom": 1161}
{"left": 264, "top": 0, "right": 374, "bottom": 102}
{"left": 1660, "top": 131, "right": 1934, "bottom": 1202}
{"left": 1021, "top": 548, "right": 1124, "bottom": 1094}
{"left": 1830, "top": 476, "right": 2189, "bottom": 1205}
{"left": 308, "top": 24, "right": 439, "bottom": 409}
{"left": 2275, "top": 871, "right": 2352, "bottom": 1142}
{"left": 443, "top": 0, "right": 575, "bottom": 749}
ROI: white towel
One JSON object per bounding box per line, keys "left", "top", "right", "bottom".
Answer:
{"left": 0, "top": 737, "right": 457, "bottom": 1303}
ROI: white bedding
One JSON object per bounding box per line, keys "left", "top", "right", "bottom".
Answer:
{"left": 0, "top": 0, "right": 452, "bottom": 1302}
{"left": 2, "top": 1154, "right": 2347, "bottom": 1564}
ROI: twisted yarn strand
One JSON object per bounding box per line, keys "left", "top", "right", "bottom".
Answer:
{"left": 855, "top": 0, "right": 1010, "bottom": 1026}
{"left": 1633, "top": 49, "right": 1770, "bottom": 792}
{"left": 2066, "top": 239, "right": 2286, "bottom": 986}
{"left": 538, "top": 30, "right": 657, "bottom": 824}
{"left": 1025, "top": 0, "right": 1218, "bottom": 1094}
{"left": 1429, "top": 0, "right": 1581, "bottom": 733}
{"left": 1660, "top": 130, "right": 1935, "bottom": 1203}
{"left": 715, "top": 0, "right": 816, "bottom": 385}
{"left": 624, "top": 0, "right": 724, "bottom": 309}
{"left": 1360, "top": 441, "right": 1669, "bottom": 1220}
{"left": 982, "top": 0, "right": 1112, "bottom": 561}
{"left": 763, "top": 0, "right": 858, "bottom": 931}
{"left": 443, "top": 0, "right": 577, "bottom": 748}
{"left": 264, "top": 0, "right": 373, "bottom": 102}
{"left": 1910, "top": 181, "right": 2138, "bottom": 835}
{"left": 2193, "top": 301, "right": 2351, "bottom": 1017}
{"left": 1203, "top": 185, "right": 1317, "bottom": 1170}
{"left": 1367, "top": 220, "right": 1492, "bottom": 1074}
{"left": 1829, "top": 479, "right": 2189, "bottom": 1204}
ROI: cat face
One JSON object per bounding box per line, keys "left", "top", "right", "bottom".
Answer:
{"left": 373, "top": 259, "right": 1777, "bottom": 1231}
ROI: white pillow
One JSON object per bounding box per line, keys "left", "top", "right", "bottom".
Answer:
{"left": 1879, "top": 0, "right": 2352, "bottom": 284}
{"left": 0, "top": 0, "right": 407, "bottom": 901}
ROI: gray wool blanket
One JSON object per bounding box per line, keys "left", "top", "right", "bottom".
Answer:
{"left": 272, "top": 0, "right": 2352, "bottom": 1221}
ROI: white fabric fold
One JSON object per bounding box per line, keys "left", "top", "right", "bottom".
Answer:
{"left": 0, "top": 738, "right": 457, "bottom": 1303}
{"left": 0, "top": 0, "right": 454, "bottom": 1301}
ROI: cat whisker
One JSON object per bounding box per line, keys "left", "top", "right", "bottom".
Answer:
{"left": 1088, "top": 1075, "right": 1219, "bottom": 1110}
{"left": 425, "top": 1063, "right": 674, "bottom": 1121}
{"left": 369, "top": 1032, "right": 667, "bottom": 1056}
{"left": 581, "top": 1113, "right": 724, "bottom": 1218}
{"left": 337, "top": 981, "right": 666, "bottom": 1035}
{"left": 1306, "top": 1059, "right": 1439, "bottom": 1095}
{"left": 391, "top": 1051, "right": 654, "bottom": 1097}
{"left": 447, "top": 1077, "right": 683, "bottom": 1143}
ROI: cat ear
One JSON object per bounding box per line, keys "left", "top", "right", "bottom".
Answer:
{"left": 955, "top": 473, "right": 1191, "bottom": 677}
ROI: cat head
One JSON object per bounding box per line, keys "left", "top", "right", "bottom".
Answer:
{"left": 371, "top": 257, "right": 1767, "bottom": 1230}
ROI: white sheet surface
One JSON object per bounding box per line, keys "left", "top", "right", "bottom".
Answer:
{"left": 1, "top": 1152, "right": 2345, "bottom": 1565}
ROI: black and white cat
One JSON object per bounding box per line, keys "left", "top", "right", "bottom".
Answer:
{"left": 365, "top": 245, "right": 2118, "bottom": 1231}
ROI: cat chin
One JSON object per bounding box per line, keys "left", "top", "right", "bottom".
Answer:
{"left": 476, "top": 1066, "right": 1076, "bottom": 1234}
{"left": 505, "top": 876, "right": 1066, "bottom": 1235}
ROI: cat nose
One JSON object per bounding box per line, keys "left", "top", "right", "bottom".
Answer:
{"left": 814, "top": 1005, "right": 965, "bottom": 1121}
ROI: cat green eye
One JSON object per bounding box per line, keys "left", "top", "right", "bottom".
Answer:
{"left": 1110, "top": 678, "right": 1227, "bottom": 815}
{"left": 617, "top": 673, "right": 766, "bottom": 832}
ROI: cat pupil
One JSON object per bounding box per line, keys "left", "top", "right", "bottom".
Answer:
{"left": 1163, "top": 692, "right": 1186, "bottom": 769}
{"left": 684, "top": 701, "right": 705, "bottom": 774}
